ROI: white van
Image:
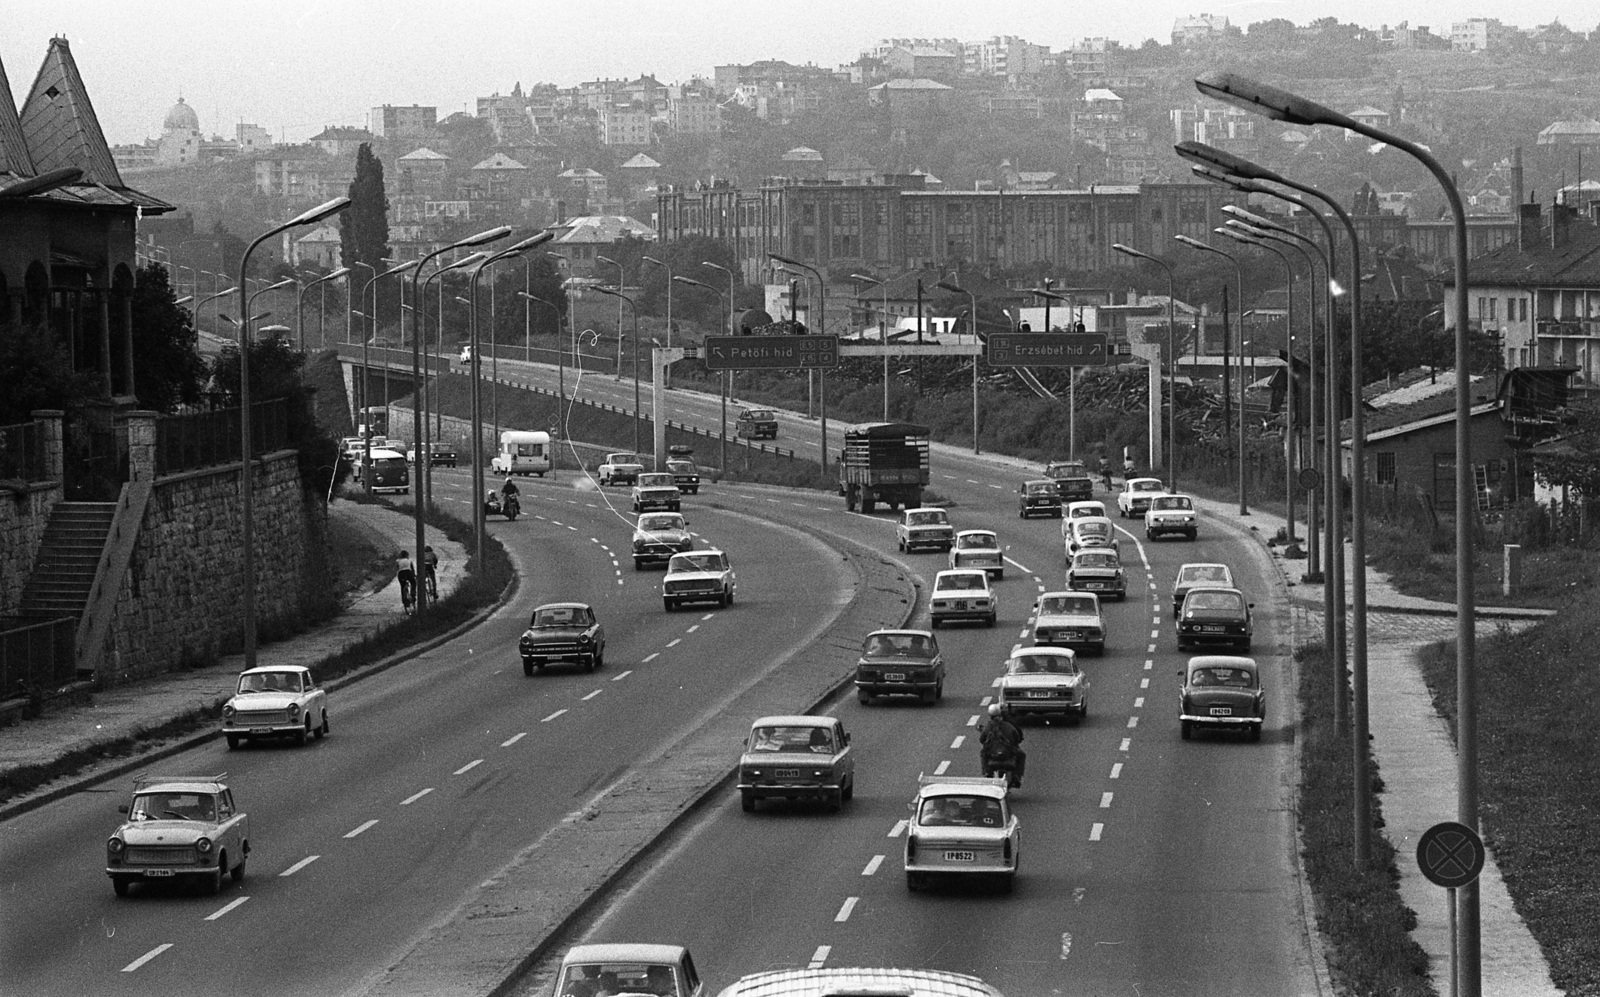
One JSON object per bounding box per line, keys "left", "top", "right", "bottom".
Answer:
{"left": 492, "top": 430, "right": 552, "bottom": 477}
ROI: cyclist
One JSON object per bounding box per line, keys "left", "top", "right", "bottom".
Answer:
{"left": 422, "top": 545, "right": 438, "bottom": 599}
{"left": 396, "top": 550, "right": 416, "bottom": 613}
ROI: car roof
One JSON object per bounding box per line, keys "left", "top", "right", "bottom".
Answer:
{"left": 955, "top": 529, "right": 995, "bottom": 537}
{"left": 1040, "top": 590, "right": 1098, "bottom": 604}
{"left": 867, "top": 628, "right": 935, "bottom": 638}
{"left": 1071, "top": 516, "right": 1113, "bottom": 528}
{"left": 672, "top": 548, "right": 724, "bottom": 556}
{"left": 1127, "top": 477, "right": 1163, "bottom": 486}
{"left": 935, "top": 568, "right": 988, "bottom": 579}
{"left": 1188, "top": 655, "right": 1257, "bottom": 673}
{"left": 608, "top": 453, "right": 641, "bottom": 459}
{"left": 560, "top": 943, "right": 690, "bottom": 965}
{"left": 532, "top": 601, "right": 593, "bottom": 611}
{"left": 906, "top": 506, "right": 945, "bottom": 514}
{"left": 1010, "top": 645, "right": 1077, "bottom": 659}
{"left": 1184, "top": 585, "right": 1243, "bottom": 596}
{"left": 132, "top": 773, "right": 228, "bottom": 793}
{"left": 1021, "top": 477, "right": 1056, "bottom": 485}
{"left": 368, "top": 448, "right": 405, "bottom": 458}
{"left": 1178, "top": 562, "right": 1231, "bottom": 572}
{"left": 240, "top": 664, "right": 311, "bottom": 676}
{"left": 751, "top": 715, "right": 836, "bottom": 728}
{"left": 918, "top": 776, "right": 1009, "bottom": 800}
{"left": 716, "top": 967, "right": 1004, "bottom": 997}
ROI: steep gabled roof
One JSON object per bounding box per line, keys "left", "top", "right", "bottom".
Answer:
{"left": 19, "top": 37, "right": 122, "bottom": 187}
{"left": 1456, "top": 218, "right": 1600, "bottom": 288}
{"left": 0, "top": 48, "right": 35, "bottom": 178}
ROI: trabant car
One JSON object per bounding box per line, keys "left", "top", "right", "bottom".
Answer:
{"left": 221, "top": 665, "right": 329, "bottom": 749}
{"left": 1063, "top": 499, "right": 1108, "bottom": 524}
{"left": 1064, "top": 516, "right": 1119, "bottom": 560}
{"left": 666, "top": 458, "right": 701, "bottom": 494}
{"left": 855, "top": 628, "right": 943, "bottom": 705}
{"left": 903, "top": 775, "right": 1019, "bottom": 892}
{"left": 553, "top": 943, "right": 704, "bottom": 997}
{"left": 598, "top": 452, "right": 644, "bottom": 486}
{"left": 1172, "top": 562, "right": 1236, "bottom": 619}
{"left": 663, "top": 550, "right": 735, "bottom": 610}
{"left": 1117, "top": 476, "right": 1166, "bottom": 518}
{"left": 407, "top": 440, "right": 459, "bottom": 469}
{"left": 1067, "top": 548, "right": 1126, "bottom": 601}
{"left": 949, "top": 529, "right": 1004, "bottom": 578}
{"left": 896, "top": 507, "right": 954, "bottom": 552}
{"left": 1176, "top": 586, "right": 1253, "bottom": 652}
{"left": 735, "top": 408, "right": 779, "bottom": 440}
{"left": 1016, "top": 479, "right": 1061, "bottom": 518}
{"left": 105, "top": 773, "right": 249, "bottom": 896}
{"left": 519, "top": 602, "right": 605, "bottom": 674}
{"left": 1032, "top": 591, "right": 1106, "bottom": 656}
{"left": 738, "top": 715, "right": 854, "bottom": 812}
{"left": 715, "top": 968, "right": 1004, "bottom": 997}
{"left": 633, "top": 512, "right": 694, "bottom": 569}
{"left": 1145, "top": 492, "right": 1198, "bottom": 540}
{"left": 632, "top": 472, "right": 683, "bottom": 512}
{"left": 1042, "top": 460, "right": 1094, "bottom": 502}
{"left": 995, "top": 646, "right": 1089, "bottom": 721}
{"left": 929, "top": 569, "right": 996, "bottom": 628}
{"left": 1179, "top": 655, "right": 1265, "bottom": 741}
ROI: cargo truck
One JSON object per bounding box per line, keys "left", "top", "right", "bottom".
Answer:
{"left": 838, "top": 422, "right": 931, "bottom": 514}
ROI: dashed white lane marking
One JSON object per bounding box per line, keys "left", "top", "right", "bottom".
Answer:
{"left": 1134, "top": 697, "right": 1145, "bottom": 708}
{"left": 1140, "top": 678, "right": 1149, "bottom": 689}
{"left": 280, "top": 855, "right": 320, "bottom": 877}
{"left": 1144, "top": 661, "right": 1153, "bottom": 670}
{"left": 966, "top": 714, "right": 980, "bottom": 727}
{"left": 765, "top": 498, "right": 780, "bottom": 504}
{"left": 1149, "top": 629, "right": 1159, "bottom": 639}
{"left": 701, "top": 613, "right": 714, "bottom": 621}
{"left": 1147, "top": 644, "right": 1157, "bottom": 653}
{"left": 1004, "top": 555, "right": 1032, "bottom": 572}
{"left": 643, "top": 653, "right": 659, "bottom": 663}
{"left": 934, "top": 760, "right": 951, "bottom": 775}
{"left": 205, "top": 897, "right": 250, "bottom": 921}
{"left": 966, "top": 479, "right": 980, "bottom": 484}
{"left": 1090, "top": 823, "right": 1105, "bottom": 841}
{"left": 988, "top": 483, "right": 1003, "bottom": 489}
{"left": 582, "top": 689, "right": 602, "bottom": 701}
{"left": 345, "top": 820, "right": 379, "bottom": 838}
{"left": 1119, "top": 738, "right": 1132, "bottom": 752}
{"left": 666, "top": 638, "right": 682, "bottom": 647}
{"left": 1127, "top": 717, "right": 1139, "bottom": 728}
{"left": 541, "top": 709, "right": 567, "bottom": 722}
{"left": 454, "top": 759, "right": 483, "bottom": 775}
{"left": 951, "top": 735, "right": 966, "bottom": 749}
{"left": 400, "top": 788, "right": 434, "bottom": 805}
{"left": 1018, "top": 629, "right": 1029, "bottom": 639}
{"left": 990, "top": 677, "right": 1002, "bottom": 688}
{"left": 835, "top": 897, "right": 859, "bottom": 922}
{"left": 122, "top": 944, "right": 173, "bottom": 972}
{"left": 611, "top": 670, "right": 633, "bottom": 681}
{"left": 552, "top": 520, "right": 563, "bottom": 526}
{"left": 943, "top": 474, "right": 958, "bottom": 480}
{"left": 1110, "top": 763, "right": 1123, "bottom": 779}
{"left": 536, "top": 515, "right": 547, "bottom": 521}
{"left": 567, "top": 525, "right": 578, "bottom": 531}
{"left": 687, "top": 625, "right": 700, "bottom": 633}
{"left": 862, "top": 855, "right": 885, "bottom": 876}
{"left": 808, "top": 945, "right": 831, "bottom": 969}
{"left": 502, "top": 732, "right": 527, "bottom": 746}
{"left": 888, "top": 820, "right": 908, "bottom": 838}
{"left": 1061, "top": 933, "right": 1073, "bottom": 958}
{"left": 1100, "top": 792, "right": 1114, "bottom": 808}
{"left": 591, "top": 537, "right": 600, "bottom": 543}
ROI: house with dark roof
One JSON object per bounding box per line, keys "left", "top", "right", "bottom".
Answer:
{"left": 0, "top": 36, "right": 174, "bottom": 404}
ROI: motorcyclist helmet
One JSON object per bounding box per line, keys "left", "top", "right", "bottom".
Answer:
{"left": 987, "top": 703, "right": 1002, "bottom": 717}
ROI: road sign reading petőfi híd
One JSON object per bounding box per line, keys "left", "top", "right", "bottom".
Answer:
{"left": 701, "top": 335, "right": 839, "bottom": 370}
{"left": 1417, "top": 821, "right": 1485, "bottom": 889}
{"left": 986, "top": 332, "right": 1109, "bottom": 367}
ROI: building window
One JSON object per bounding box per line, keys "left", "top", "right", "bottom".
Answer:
{"left": 1506, "top": 297, "right": 1514, "bottom": 321}
{"left": 1489, "top": 298, "right": 1497, "bottom": 320}
{"left": 1375, "top": 451, "right": 1396, "bottom": 485}
{"left": 1519, "top": 298, "right": 1528, "bottom": 321}
{"left": 1478, "top": 296, "right": 1486, "bottom": 318}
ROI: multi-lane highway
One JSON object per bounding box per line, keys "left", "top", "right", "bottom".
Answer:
{"left": 0, "top": 360, "right": 1318, "bottom": 997}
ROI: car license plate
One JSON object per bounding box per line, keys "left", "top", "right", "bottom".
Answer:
{"left": 774, "top": 768, "right": 800, "bottom": 778}
{"left": 1201, "top": 625, "right": 1225, "bottom": 633}
{"left": 1064, "top": 631, "right": 1081, "bottom": 641}
{"left": 884, "top": 672, "right": 906, "bottom": 681}
{"left": 1210, "top": 707, "right": 1233, "bottom": 716}
{"left": 251, "top": 727, "right": 273, "bottom": 734}
{"left": 956, "top": 601, "right": 967, "bottom": 610}
{"left": 943, "top": 851, "right": 975, "bottom": 862}
{"left": 1027, "top": 690, "right": 1053, "bottom": 699}
{"left": 1088, "top": 581, "right": 1107, "bottom": 588}
{"left": 143, "top": 869, "right": 174, "bottom": 877}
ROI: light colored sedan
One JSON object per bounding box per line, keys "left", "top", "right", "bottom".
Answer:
{"left": 996, "top": 646, "right": 1089, "bottom": 722}
{"left": 738, "top": 715, "right": 855, "bottom": 812}
{"left": 949, "top": 529, "right": 1004, "bottom": 578}
{"left": 904, "top": 775, "right": 1020, "bottom": 893}
{"left": 929, "top": 569, "right": 997, "bottom": 628}
{"left": 221, "top": 665, "right": 329, "bottom": 749}
{"left": 1116, "top": 477, "right": 1166, "bottom": 518}
{"left": 663, "top": 549, "right": 736, "bottom": 610}
{"left": 1032, "top": 590, "right": 1106, "bottom": 656}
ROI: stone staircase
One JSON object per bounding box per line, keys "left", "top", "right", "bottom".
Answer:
{"left": 19, "top": 502, "right": 116, "bottom": 620}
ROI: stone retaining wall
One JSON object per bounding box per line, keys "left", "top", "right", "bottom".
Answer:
{"left": 0, "top": 482, "right": 60, "bottom": 616}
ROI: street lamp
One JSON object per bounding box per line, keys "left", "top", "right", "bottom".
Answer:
{"left": 769, "top": 253, "right": 829, "bottom": 475}
{"left": 357, "top": 260, "right": 419, "bottom": 493}
{"left": 519, "top": 290, "right": 565, "bottom": 420}
{"left": 235, "top": 197, "right": 351, "bottom": 671}
{"left": 935, "top": 280, "right": 983, "bottom": 456}
{"left": 1112, "top": 244, "right": 1179, "bottom": 492}
{"left": 590, "top": 284, "right": 643, "bottom": 460}
{"left": 673, "top": 275, "right": 728, "bottom": 469}
{"left": 702, "top": 261, "right": 738, "bottom": 470}
{"left": 1174, "top": 234, "right": 1248, "bottom": 515}
{"left": 597, "top": 254, "right": 626, "bottom": 377}
{"left": 1030, "top": 285, "right": 1082, "bottom": 458}
{"left": 849, "top": 273, "right": 891, "bottom": 421}
{"left": 296, "top": 267, "right": 350, "bottom": 351}
{"left": 642, "top": 255, "right": 673, "bottom": 348}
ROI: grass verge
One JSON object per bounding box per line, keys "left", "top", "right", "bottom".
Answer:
{"left": 1415, "top": 613, "right": 1600, "bottom": 996}
{"left": 1364, "top": 519, "right": 1595, "bottom": 609}
{"left": 1296, "top": 641, "right": 1436, "bottom": 996}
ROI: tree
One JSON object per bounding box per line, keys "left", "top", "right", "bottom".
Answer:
{"left": 0, "top": 322, "right": 96, "bottom": 425}
{"left": 1532, "top": 401, "right": 1600, "bottom": 498}
{"left": 340, "top": 143, "right": 393, "bottom": 326}
{"left": 130, "top": 264, "right": 208, "bottom": 413}
{"left": 209, "top": 334, "right": 345, "bottom": 497}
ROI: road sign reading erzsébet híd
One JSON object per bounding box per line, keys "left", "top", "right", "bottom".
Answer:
{"left": 702, "top": 335, "right": 840, "bottom": 370}
{"left": 987, "top": 332, "right": 1109, "bottom": 367}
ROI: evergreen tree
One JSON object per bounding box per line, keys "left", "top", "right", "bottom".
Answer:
{"left": 340, "top": 143, "right": 393, "bottom": 329}
{"left": 130, "top": 263, "right": 208, "bottom": 413}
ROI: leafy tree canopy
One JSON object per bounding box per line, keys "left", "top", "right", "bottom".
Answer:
{"left": 130, "top": 263, "right": 208, "bottom": 413}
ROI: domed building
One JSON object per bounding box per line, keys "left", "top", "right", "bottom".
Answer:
{"left": 156, "top": 95, "right": 202, "bottom": 166}
{"left": 163, "top": 96, "right": 199, "bottom": 132}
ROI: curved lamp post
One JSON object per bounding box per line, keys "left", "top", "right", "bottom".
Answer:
{"left": 673, "top": 276, "right": 729, "bottom": 468}
{"left": 590, "top": 284, "right": 643, "bottom": 460}
{"left": 770, "top": 253, "right": 829, "bottom": 475}
{"left": 1112, "top": 244, "right": 1179, "bottom": 491}
{"left": 597, "top": 254, "right": 626, "bottom": 377}
{"left": 518, "top": 290, "right": 565, "bottom": 432}
{"left": 935, "top": 280, "right": 983, "bottom": 456}
{"left": 700, "top": 261, "right": 738, "bottom": 472}
{"left": 298, "top": 267, "right": 350, "bottom": 351}
{"left": 849, "top": 273, "right": 891, "bottom": 420}
{"left": 357, "top": 260, "right": 419, "bottom": 493}
{"left": 235, "top": 197, "right": 351, "bottom": 670}
{"left": 1174, "top": 233, "right": 1248, "bottom": 516}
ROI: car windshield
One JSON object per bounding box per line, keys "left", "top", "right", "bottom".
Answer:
{"left": 129, "top": 791, "right": 218, "bottom": 822}
{"left": 750, "top": 725, "right": 836, "bottom": 753}
{"left": 1039, "top": 595, "right": 1097, "bottom": 616}
{"left": 1186, "top": 591, "right": 1244, "bottom": 612}
{"left": 1024, "top": 482, "right": 1057, "bottom": 495}
{"left": 668, "top": 461, "right": 695, "bottom": 473}
{"left": 556, "top": 963, "right": 680, "bottom": 997}
{"left": 745, "top": 410, "right": 774, "bottom": 420}
{"left": 908, "top": 511, "right": 947, "bottom": 526}
{"left": 1069, "top": 505, "right": 1104, "bottom": 518}
{"left": 1008, "top": 653, "right": 1078, "bottom": 675}
{"left": 669, "top": 553, "right": 726, "bottom": 573}
{"left": 1076, "top": 552, "right": 1119, "bottom": 569}
{"left": 1180, "top": 566, "right": 1231, "bottom": 586}
{"left": 1076, "top": 522, "right": 1110, "bottom": 538}
{"left": 918, "top": 794, "right": 1004, "bottom": 827}
{"left": 639, "top": 515, "right": 684, "bottom": 531}
{"left": 1046, "top": 463, "right": 1087, "bottom": 477}
{"left": 1190, "top": 666, "right": 1257, "bottom": 688}
{"left": 1133, "top": 480, "right": 1163, "bottom": 492}
{"left": 958, "top": 533, "right": 996, "bottom": 549}
{"left": 864, "top": 632, "right": 934, "bottom": 657}
{"left": 610, "top": 454, "right": 641, "bottom": 465}
{"left": 1151, "top": 496, "right": 1193, "bottom": 511}
{"left": 936, "top": 573, "right": 986, "bottom": 591}
{"left": 532, "top": 606, "right": 588, "bottom": 627}
{"left": 238, "top": 671, "right": 303, "bottom": 694}
{"left": 638, "top": 474, "right": 675, "bottom": 487}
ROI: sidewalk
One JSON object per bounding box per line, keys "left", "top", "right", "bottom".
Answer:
{"left": 1187, "top": 490, "right": 1561, "bottom": 997}
{"left": 0, "top": 501, "right": 468, "bottom": 821}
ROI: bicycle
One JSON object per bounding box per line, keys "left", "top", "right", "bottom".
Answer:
{"left": 399, "top": 572, "right": 416, "bottom": 615}
{"left": 423, "top": 564, "right": 438, "bottom": 600}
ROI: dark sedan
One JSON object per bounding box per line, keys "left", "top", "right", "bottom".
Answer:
{"left": 1179, "top": 655, "right": 1264, "bottom": 741}
{"left": 666, "top": 458, "right": 701, "bottom": 494}
{"left": 1176, "top": 587, "right": 1253, "bottom": 653}
{"left": 855, "top": 629, "right": 944, "bottom": 705}
{"left": 519, "top": 602, "right": 606, "bottom": 674}
{"left": 1017, "top": 478, "right": 1062, "bottom": 518}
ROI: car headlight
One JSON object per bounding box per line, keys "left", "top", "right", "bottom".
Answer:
{"left": 222, "top": 704, "right": 235, "bottom": 718}
{"left": 577, "top": 634, "right": 591, "bottom": 645}
{"left": 287, "top": 704, "right": 301, "bottom": 720}
{"left": 195, "top": 837, "right": 212, "bottom": 854}
{"left": 107, "top": 837, "right": 124, "bottom": 854}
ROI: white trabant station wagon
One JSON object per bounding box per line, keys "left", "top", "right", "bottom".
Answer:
{"left": 903, "top": 774, "right": 1019, "bottom": 893}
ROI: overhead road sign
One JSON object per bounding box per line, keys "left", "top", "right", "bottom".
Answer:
{"left": 987, "top": 333, "right": 1109, "bottom": 367}
{"left": 702, "top": 335, "right": 839, "bottom": 370}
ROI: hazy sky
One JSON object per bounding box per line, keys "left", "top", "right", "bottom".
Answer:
{"left": 4, "top": 0, "right": 1585, "bottom": 146}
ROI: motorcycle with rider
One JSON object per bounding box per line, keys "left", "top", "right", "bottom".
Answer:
{"left": 979, "top": 703, "right": 1026, "bottom": 788}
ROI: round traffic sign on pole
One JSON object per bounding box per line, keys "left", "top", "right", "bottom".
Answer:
{"left": 1297, "top": 466, "right": 1323, "bottom": 492}
{"left": 1417, "top": 821, "right": 1485, "bottom": 889}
